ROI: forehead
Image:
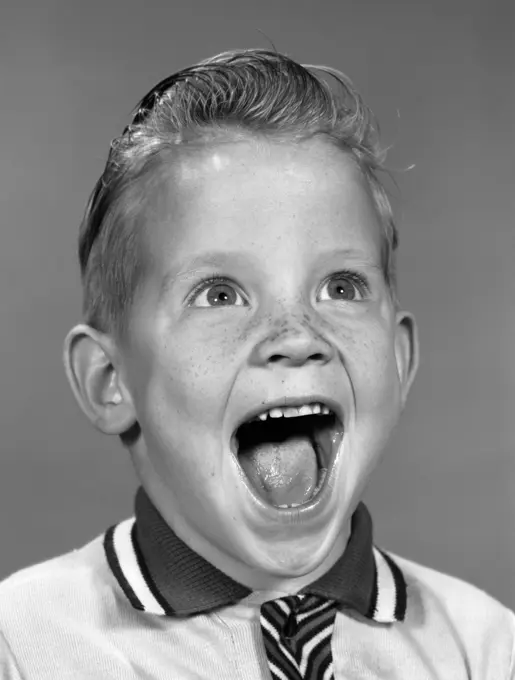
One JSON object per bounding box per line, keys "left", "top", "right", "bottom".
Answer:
{"left": 144, "top": 137, "right": 382, "bottom": 274}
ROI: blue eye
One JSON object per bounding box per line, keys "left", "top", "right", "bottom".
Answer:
{"left": 189, "top": 279, "right": 247, "bottom": 307}
{"left": 319, "top": 272, "right": 369, "bottom": 302}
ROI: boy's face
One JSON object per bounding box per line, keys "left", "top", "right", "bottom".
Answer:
{"left": 118, "top": 137, "right": 416, "bottom": 582}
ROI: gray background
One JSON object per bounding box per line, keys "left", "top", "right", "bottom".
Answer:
{"left": 1, "top": 0, "right": 514, "bottom": 609}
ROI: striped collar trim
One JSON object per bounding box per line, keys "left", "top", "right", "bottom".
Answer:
{"left": 104, "top": 492, "right": 407, "bottom": 624}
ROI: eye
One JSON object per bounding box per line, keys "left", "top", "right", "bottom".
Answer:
{"left": 318, "top": 271, "right": 369, "bottom": 302}
{"left": 189, "top": 278, "right": 247, "bottom": 307}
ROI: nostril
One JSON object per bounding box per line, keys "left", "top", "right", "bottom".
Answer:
{"left": 267, "top": 352, "right": 328, "bottom": 365}
{"left": 252, "top": 328, "right": 335, "bottom": 368}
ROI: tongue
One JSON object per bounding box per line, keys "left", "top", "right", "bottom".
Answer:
{"left": 239, "top": 435, "right": 318, "bottom": 507}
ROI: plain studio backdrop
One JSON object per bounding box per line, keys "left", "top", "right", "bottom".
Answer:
{"left": 0, "top": 0, "right": 513, "bottom": 609}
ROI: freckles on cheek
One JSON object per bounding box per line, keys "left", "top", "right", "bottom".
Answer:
{"left": 349, "top": 323, "right": 398, "bottom": 394}
{"left": 189, "top": 328, "right": 242, "bottom": 369}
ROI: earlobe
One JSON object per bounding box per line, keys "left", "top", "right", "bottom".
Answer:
{"left": 394, "top": 311, "right": 419, "bottom": 408}
{"left": 63, "top": 324, "right": 137, "bottom": 435}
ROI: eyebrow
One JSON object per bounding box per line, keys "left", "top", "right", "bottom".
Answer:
{"left": 158, "top": 251, "right": 255, "bottom": 301}
{"left": 325, "top": 248, "right": 382, "bottom": 269}
{"left": 159, "top": 247, "right": 382, "bottom": 300}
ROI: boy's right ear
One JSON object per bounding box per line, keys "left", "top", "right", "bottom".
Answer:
{"left": 63, "top": 325, "right": 137, "bottom": 435}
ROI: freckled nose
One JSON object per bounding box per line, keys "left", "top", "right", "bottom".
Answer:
{"left": 250, "top": 317, "right": 335, "bottom": 367}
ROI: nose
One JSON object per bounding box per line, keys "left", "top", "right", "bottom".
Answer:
{"left": 249, "top": 314, "right": 335, "bottom": 368}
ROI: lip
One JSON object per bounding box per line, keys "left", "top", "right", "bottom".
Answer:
{"left": 230, "top": 394, "right": 344, "bottom": 446}
{"left": 229, "top": 394, "right": 345, "bottom": 519}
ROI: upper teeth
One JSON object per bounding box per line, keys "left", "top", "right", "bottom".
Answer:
{"left": 253, "top": 402, "right": 331, "bottom": 422}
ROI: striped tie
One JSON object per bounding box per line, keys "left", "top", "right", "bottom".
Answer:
{"left": 260, "top": 594, "right": 337, "bottom": 680}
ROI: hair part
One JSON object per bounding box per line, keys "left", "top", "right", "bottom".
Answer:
{"left": 79, "top": 48, "right": 399, "bottom": 338}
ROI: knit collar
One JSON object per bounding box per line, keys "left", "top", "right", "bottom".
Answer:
{"left": 104, "top": 486, "right": 407, "bottom": 623}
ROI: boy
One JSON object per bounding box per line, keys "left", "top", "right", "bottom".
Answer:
{"left": 0, "top": 49, "right": 513, "bottom": 679}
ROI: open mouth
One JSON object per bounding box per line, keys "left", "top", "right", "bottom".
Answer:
{"left": 233, "top": 402, "right": 344, "bottom": 510}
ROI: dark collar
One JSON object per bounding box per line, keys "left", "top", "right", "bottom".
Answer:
{"left": 104, "top": 486, "right": 407, "bottom": 623}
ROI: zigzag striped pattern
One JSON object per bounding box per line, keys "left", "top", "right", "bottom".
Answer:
{"left": 260, "top": 594, "right": 337, "bottom": 680}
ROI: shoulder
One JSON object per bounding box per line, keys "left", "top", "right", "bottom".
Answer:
{"left": 389, "top": 550, "right": 515, "bottom": 671}
{"left": 0, "top": 533, "right": 105, "bottom": 609}
{"left": 392, "top": 550, "right": 512, "bottom": 619}
{"left": 0, "top": 529, "right": 137, "bottom": 676}
{"left": 0, "top": 530, "right": 123, "bottom": 638}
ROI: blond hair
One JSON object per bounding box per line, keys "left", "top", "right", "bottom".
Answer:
{"left": 79, "top": 49, "right": 398, "bottom": 336}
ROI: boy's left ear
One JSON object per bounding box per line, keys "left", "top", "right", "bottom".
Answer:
{"left": 394, "top": 311, "right": 419, "bottom": 408}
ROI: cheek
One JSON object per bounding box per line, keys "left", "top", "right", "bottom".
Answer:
{"left": 138, "top": 326, "right": 234, "bottom": 411}
{"left": 347, "top": 321, "right": 401, "bottom": 410}
{"left": 128, "top": 325, "right": 241, "bottom": 464}
{"left": 137, "top": 370, "right": 221, "bottom": 493}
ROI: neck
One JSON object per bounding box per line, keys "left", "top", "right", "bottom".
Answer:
{"left": 170, "top": 513, "right": 351, "bottom": 594}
